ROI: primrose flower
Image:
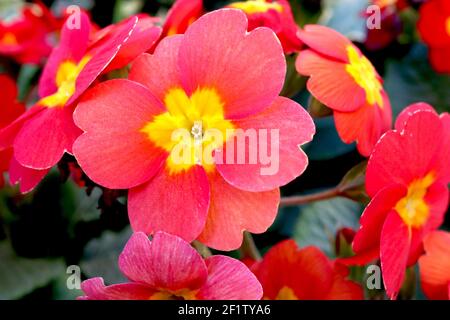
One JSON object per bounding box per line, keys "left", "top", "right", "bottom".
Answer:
{"left": 227, "top": 0, "right": 301, "bottom": 53}
{"left": 161, "top": 0, "right": 203, "bottom": 38}
{"left": 419, "top": 231, "right": 450, "bottom": 300}
{"left": 73, "top": 9, "right": 315, "bottom": 250}
{"left": 252, "top": 240, "right": 363, "bottom": 300}
{"left": 0, "top": 2, "right": 57, "bottom": 64}
{"left": 417, "top": 0, "right": 450, "bottom": 73}
{"left": 0, "top": 12, "right": 160, "bottom": 192}
{"left": 79, "top": 232, "right": 263, "bottom": 300}
{"left": 0, "top": 75, "right": 48, "bottom": 192}
{"left": 348, "top": 103, "right": 450, "bottom": 299}
{"left": 296, "top": 25, "right": 392, "bottom": 157}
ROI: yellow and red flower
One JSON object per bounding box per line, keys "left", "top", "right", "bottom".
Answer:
{"left": 0, "top": 12, "right": 161, "bottom": 192}
{"left": 0, "top": 2, "right": 57, "bottom": 64}
{"left": 252, "top": 240, "right": 363, "bottom": 300}
{"left": 0, "top": 75, "right": 49, "bottom": 192}
{"left": 348, "top": 103, "right": 450, "bottom": 299}
{"left": 419, "top": 231, "right": 450, "bottom": 300}
{"left": 79, "top": 232, "right": 262, "bottom": 300}
{"left": 417, "top": 0, "right": 450, "bottom": 73}
{"left": 227, "top": 0, "right": 301, "bottom": 53}
{"left": 72, "top": 9, "right": 315, "bottom": 250}
{"left": 296, "top": 25, "right": 392, "bottom": 157}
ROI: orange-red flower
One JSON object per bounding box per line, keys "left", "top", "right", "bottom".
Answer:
{"left": 0, "top": 13, "right": 160, "bottom": 192}
{"left": 252, "top": 240, "right": 363, "bottom": 300}
{"left": 348, "top": 103, "right": 449, "bottom": 299}
{"left": 161, "top": 0, "right": 203, "bottom": 38}
{"left": 0, "top": 75, "right": 48, "bottom": 192}
{"left": 418, "top": 0, "right": 450, "bottom": 73}
{"left": 0, "top": 2, "right": 57, "bottom": 64}
{"left": 296, "top": 25, "right": 392, "bottom": 157}
{"left": 80, "top": 232, "right": 262, "bottom": 300}
{"left": 72, "top": 9, "right": 315, "bottom": 250}
{"left": 227, "top": 0, "right": 301, "bottom": 53}
{"left": 419, "top": 231, "right": 450, "bottom": 300}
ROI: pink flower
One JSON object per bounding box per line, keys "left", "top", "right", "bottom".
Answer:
{"left": 73, "top": 9, "right": 315, "bottom": 250}
{"left": 79, "top": 232, "right": 263, "bottom": 300}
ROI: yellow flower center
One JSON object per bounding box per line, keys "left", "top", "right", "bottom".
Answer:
{"left": 395, "top": 172, "right": 435, "bottom": 229}
{"left": 274, "top": 286, "right": 298, "bottom": 300}
{"left": 0, "top": 32, "right": 18, "bottom": 45}
{"left": 345, "top": 45, "right": 383, "bottom": 108}
{"left": 142, "top": 87, "right": 235, "bottom": 174}
{"left": 229, "top": 0, "right": 283, "bottom": 14}
{"left": 39, "top": 56, "right": 90, "bottom": 108}
{"left": 149, "top": 289, "right": 197, "bottom": 300}
{"left": 446, "top": 17, "right": 450, "bottom": 37}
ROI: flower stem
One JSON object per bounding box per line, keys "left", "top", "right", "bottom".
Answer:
{"left": 279, "top": 187, "right": 340, "bottom": 207}
{"left": 240, "top": 231, "right": 262, "bottom": 261}
{"left": 192, "top": 241, "right": 212, "bottom": 258}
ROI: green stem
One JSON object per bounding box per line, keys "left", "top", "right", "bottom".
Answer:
{"left": 240, "top": 232, "right": 262, "bottom": 261}
{"left": 192, "top": 241, "right": 212, "bottom": 258}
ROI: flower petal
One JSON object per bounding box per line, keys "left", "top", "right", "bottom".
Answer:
{"left": 296, "top": 49, "right": 366, "bottom": 112}
{"left": 118, "top": 232, "right": 208, "bottom": 291}
{"left": 73, "top": 79, "right": 167, "bottom": 189}
{"left": 197, "top": 171, "right": 279, "bottom": 251}
{"left": 216, "top": 96, "right": 314, "bottom": 192}
{"left": 128, "top": 166, "right": 210, "bottom": 243}
{"left": 9, "top": 156, "right": 49, "bottom": 193}
{"left": 80, "top": 277, "right": 155, "bottom": 300}
{"left": 14, "top": 106, "right": 82, "bottom": 169}
{"left": 196, "top": 255, "right": 263, "bottom": 300}
{"left": 380, "top": 211, "right": 411, "bottom": 300}
{"left": 179, "top": 9, "right": 285, "bottom": 119}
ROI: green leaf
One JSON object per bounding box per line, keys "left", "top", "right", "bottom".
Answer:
{"left": 304, "top": 117, "right": 355, "bottom": 160}
{"left": 113, "top": 0, "right": 144, "bottom": 23}
{"left": 308, "top": 96, "right": 333, "bottom": 118}
{"left": 17, "top": 64, "right": 40, "bottom": 102}
{"left": 384, "top": 44, "right": 450, "bottom": 116}
{"left": 293, "top": 197, "right": 362, "bottom": 257}
{"left": 80, "top": 227, "right": 132, "bottom": 284}
{"left": 0, "top": 241, "right": 65, "bottom": 299}
{"left": 337, "top": 161, "right": 370, "bottom": 204}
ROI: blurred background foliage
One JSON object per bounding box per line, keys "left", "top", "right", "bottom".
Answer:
{"left": 0, "top": 0, "right": 449, "bottom": 300}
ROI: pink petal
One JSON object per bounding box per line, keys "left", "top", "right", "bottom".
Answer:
{"left": 178, "top": 9, "right": 286, "bottom": 119}
{"left": 380, "top": 211, "right": 411, "bottom": 300}
{"left": 394, "top": 103, "right": 436, "bottom": 132}
{"left": 216, "top": 96, "right": 315, "bottom": 192}
{"left": 296, "top": 49, "right": 366, "bottom": 112}
{"left": 66, "top": 17, "right": 139, "bottom": 106}
{"left": 14, "top": 107, "right": 82, "bottom": 169}
{"left": 196, "top": 255, "right": 263, "bottom": 300}
{"left": 129, "top": 35, "right": 184, "bottom": 104}
{"left": 9, "top": 156, "right": 49, "bottom": 193}
{"left": 297, "top": 24, "right": 353, "bottom": 62}
{"left": 73, "top": 79, "right": 167, "bottom": 189}
{"left": 118, "top": 232, "right": 208, "bottom": 291}
{"left": 197, "top": 171, "right": 279, "bottom": 251}
{"left": 39, "top": 12, "right": 91, "bottom": 97}
{"left": 80, "top": 277, "right": 155, "bottom": 300}
{"left": 128, "top": 166, "right": 210, "bottom": 243}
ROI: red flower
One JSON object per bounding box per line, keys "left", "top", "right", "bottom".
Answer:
{"left": 417, "top": 0, "right": 450, "bottom": 73}
{"left": 72, "top": 9, "right": 315, "bottom": 250}
{"left": 161, "top": 0, "right": 203, "bottom": 37}
{"left": 419, "top": 231, "right": 450, "bottom": 300}
{"left": 349, "top": 103, "right": 450, "bottom": 299}
{"left": 252, "top": 240, "right": 363, "bottom": 300}
{"left": 0, "top": 13, "right": 160, "bottom": 192}
{"left": 0, "top": 2, "right": 57, "bottom": 64}
{"left": 296, "top": 25, "right": 392, "bottom": 157}
{"left": 227, "top": 0, "right": 301, "bottom": 53}
{"left": 0, "top": 75, "right": 48, "bottom": 192}
{"left": 80, "top": 232, "right": 262, "bottom": 300}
